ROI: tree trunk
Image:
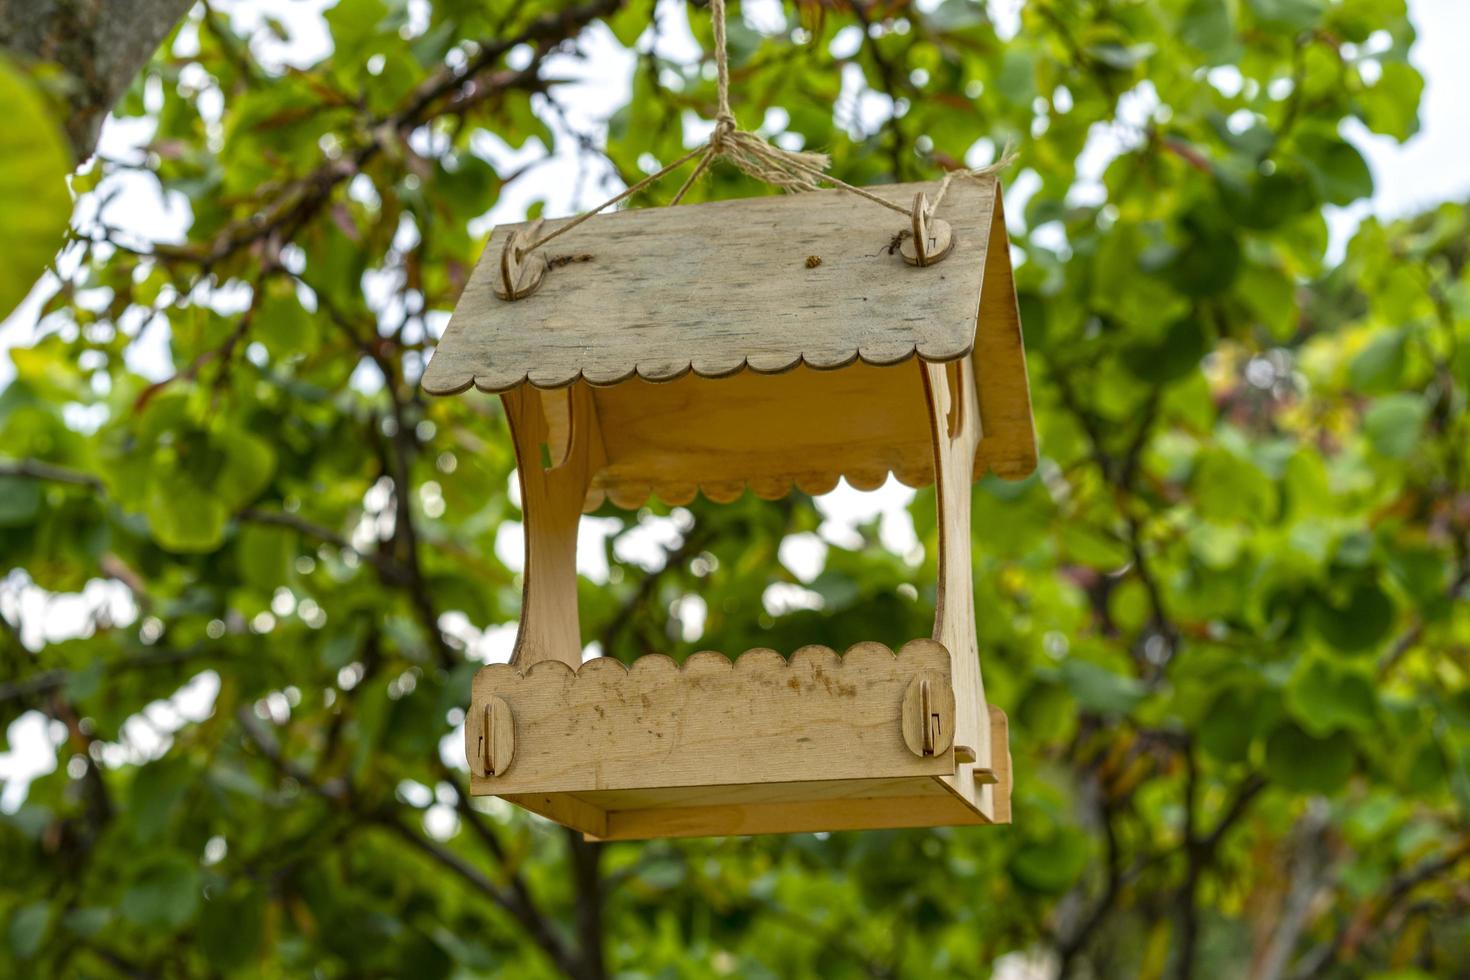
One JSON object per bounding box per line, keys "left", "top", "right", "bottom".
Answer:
{"left": 0, "top": 0, "right": 195, "bottom": 162}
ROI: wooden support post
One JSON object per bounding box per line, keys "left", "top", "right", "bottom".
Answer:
{"left": 923, "top": 354, "right": 994, "bottom": 816}
{"left": 502, "top": 383, "right": 605, "bottom": 669}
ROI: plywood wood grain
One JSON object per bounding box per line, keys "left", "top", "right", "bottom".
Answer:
{"left": 423, "top": 178, "right": 999, "bottom": 394}
{"left": 502, "top": 383, "right": 604, "bottom": 668}
{"left": 583, "top": 359, "right": 934, "bottom": 510}
{"left": 467, "top": 641, "right": 956, "bottom": 798}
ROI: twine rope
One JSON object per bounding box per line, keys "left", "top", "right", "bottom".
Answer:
{"left": 520, "top": 0, "right": 1013, "bottom": 256}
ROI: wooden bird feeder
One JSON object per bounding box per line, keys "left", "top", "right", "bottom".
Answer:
{"left": 422, "top": 175, "right": 1036, "bottom": 839}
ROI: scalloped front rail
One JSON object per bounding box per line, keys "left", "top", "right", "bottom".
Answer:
{"left": 465, "top": 639, "right": 1011, "bottom": 840}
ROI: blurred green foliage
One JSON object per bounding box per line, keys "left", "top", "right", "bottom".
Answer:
{"left": 0, "top": 55, "right": 73, "bottom": 319}
{"left": 3, "top": 0, "right": 1468, "bottom": 976}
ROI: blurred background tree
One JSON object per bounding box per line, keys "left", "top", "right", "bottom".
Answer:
{"left": 2, "top": 0, "right": 1467, "bottom": 976}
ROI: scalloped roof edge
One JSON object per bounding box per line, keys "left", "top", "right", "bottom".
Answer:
{"left": 473, "top": 638, "right": 949, "bottom": 681}
{"left": 421, "top": 342, "right": 975, "bottom": 397}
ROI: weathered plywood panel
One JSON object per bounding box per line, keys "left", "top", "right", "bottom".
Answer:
{"left": 467, "top": 641, "right": 957, "bottom": 798}
{"left": 484, "top": 691, "right": 1015, "bottom": 838}
{"left": 971, "top": 191, "right": 1036, "bottom": 481}
{"left": 423, "top": 178, "right": 999, "bottom": 393}
{"left": 595, "top": 783, "right": 989, "bottom": 840}
{"left": 505, "top": 780, "right": 991, "bottom": 840}
{"left": 584, "top": 359, "right": 934, "bottom": 510}
{"left": 572, "top": 775, "right": 953, "bottom": 811}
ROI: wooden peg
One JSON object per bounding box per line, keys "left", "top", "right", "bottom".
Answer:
{"left": 495, "top": 220, "right": 548, "bottom": 301}
{"left": 899, "top": 192, "right": 954, "bottom": 268}
{"left": 466, "top": 695, "right": 515, "bottom": 777}
{"left": 901, "top": 670, "right": 955, "bottom": 757}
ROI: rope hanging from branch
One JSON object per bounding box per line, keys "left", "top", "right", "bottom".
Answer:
{"left": 504, "top": 0, "right": 1015, "bottom": 287}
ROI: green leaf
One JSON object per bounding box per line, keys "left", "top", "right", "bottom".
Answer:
{"left": 1349, "top": 329, "right": 1406, "bottom": 394}
{"left": 322, "top": 616, "right": 368, "bottom": 669}
{"left": 255, "top": 277, "right": 319, "bottom": 359}
{"left": 0, "top": 475, "right": 42, "bottom": 526}
{"left": 1249, "top": 0, "right": 1325, "bottom": 30}
{"left": 121, "top": 856, "right": 202, "bottom": 930}
{"left": 1237, "top": 262, "right": 1301, "bottom": 339}
{"left": 995, "top": 48, "right": 1038, "bottom": 107}
{"left": 200, "top": 887, "right": 265, "bottom": 970}
{"left": 146, "top": 471, "right": 229, "bottom": 553}
{"left": 1199, "top": 685, "right": 1281, "bottom": 763}
{"left": 1180, "top": 0, "right": 1235, "bottom": 61}
{"left": 1085, "top": 42, "right": 1155, "bottom": 72}
{"left": 8, "top": 902, "right": 53, "bottom": 959}
{"left": 238, "top": 524, "right": 294, "bottom": 592}
{"left": 1008, "top": 829, "right": 1090, "bottom": 894}
{"left": 129, "top": 758, "right": 193, "bottom": 843}
{"left": 1363, "top": 393, "right": 1428, "bottom": 458}
{"left": 213, "top": 429, "right": 276, "bottom": 511}
{"left": 1298, "top": 134, "right": 1375, "bottom": 206}
{"left": 1327, "top": 0, "right": 1410, "bottom": 42}
{"left": 1358, "top": 62, "right": 1424, "bottom": 142}
{"left": 931, "top": 0, "right": 987, "bottom": 30}
{"left": 0, "top": 57, "right": 72, "bottom": 319}
{"left": 1223, "top": 171, "right": 1318, "bottom": 232}
{"left": 1059, "top": 659, "right": 1145, "bottom": 716}
{"left": 1192, "top": 448, "right": 1275, "bottom": 522}
{"left": 1126, "top": 316, "right": 1207, "bottom": 382}
{"left": 1310, "top": 579, "right": 1395, "bottom": 654}
{"left": 1287, "top": 657, "right": 1378, "bottom": 736}
{"left": 65, "top": 659, "right": 103, "bottom": 702}
{"left": 1265, "top": 723, "right": 1356, "bottom": 793}
{"left": 323, "top": 0, "right": 390, "bottom": 61}
{"left": 61, "top": 908, "right": 111, "bottom": 940}
{"left": 605, "top": 0, "right": 655, "bottom": 46}
{"left": 1187, "top": 521, "right": 1246, "bottom": 569}
{"left": 1107, "top": 578, "right": 1152, "bottom": 633}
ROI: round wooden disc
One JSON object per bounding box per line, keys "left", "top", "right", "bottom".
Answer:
{"left": 901, "top": 670, "right": 955, "bottom": 757}
{"left": 900, "top": 217, "right": 955, "bottom": 267}
{"left": 465, "top": 694, "right": 516, "bottom": 776}
{"left": 494, "top": 251, "right": 547, "bottom": 301}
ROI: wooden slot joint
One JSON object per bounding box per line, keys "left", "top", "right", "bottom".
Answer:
{"left": 466, "top": 695, "right": 515, "bottom": 778}
{"left": 495, "top": 220, "right": 548, "bottom": 301}
{"left": 970, "top": 705, "right": 1009, "bottom": 785}
{"left": 980, "top": 704, "right": 1012, "bottom": 824}
{"left": 901, "top": 670, "right": 955, "bottom": 758}
{"left": 900, "top": 192, "right": 955, "bottom": 268}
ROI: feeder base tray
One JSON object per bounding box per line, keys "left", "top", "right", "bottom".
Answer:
{"left": 466, "top": 640, "right": 1010, "bottom": 840}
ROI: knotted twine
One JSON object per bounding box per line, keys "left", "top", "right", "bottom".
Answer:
{"left": 519, "top": 0, "right": 1015, "bottom": 256}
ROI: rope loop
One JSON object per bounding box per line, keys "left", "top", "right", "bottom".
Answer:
{"left": 711, "top": 113, "right": 737, "bottom": 155}
{"left": 510, "top": 0, "right": 1016, "bottom": 269}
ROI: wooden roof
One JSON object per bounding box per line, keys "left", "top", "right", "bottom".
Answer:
{"left": 424, "top": 176, "right": 1036, "bottom": 497}
{"left": 422, "top": 176, "right": 1010, "bottom": 395}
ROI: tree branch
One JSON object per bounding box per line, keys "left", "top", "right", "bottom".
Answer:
{"left": 0, "top": 645, "right": 213, "bottom": 706}
{"left": 1290, "top": 835, "right": 1470, "bottom": 977}
{"left": 568, "top": 829, "right": 608, "bottom": 980}
{"left": 377, "top": 814, "right": 584, "bottom": 977}
{"left": 0, "top": 0, "right": 196, "bottom": 161}
{"left": 0, "top": 458, "right": 104, "bottom": 491}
